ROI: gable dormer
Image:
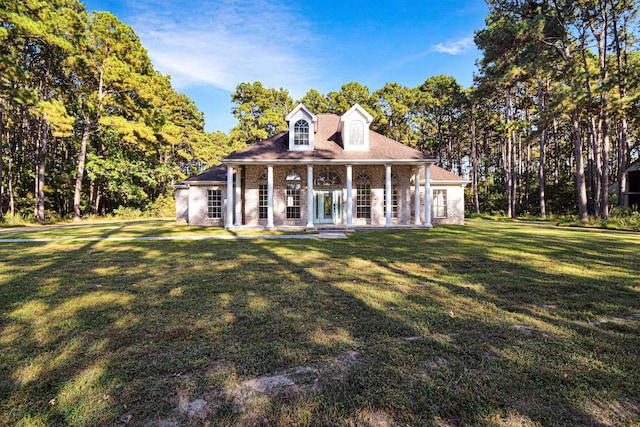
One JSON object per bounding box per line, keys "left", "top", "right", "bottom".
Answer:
{"left": 339, "top": 104, "right": 373, "bottom": 152}
{"left": 285, "top": 103, "right": 317, "bottom": 151}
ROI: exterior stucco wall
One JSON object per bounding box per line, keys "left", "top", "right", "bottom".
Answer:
{"left": 175, "top": 188, "right": 189, "bottom": 222}
{"left": 187, "top": 185, "right": 226, "bottom": 226}
{"left": 430, "top": 184, "right": 465, "bottom": 225}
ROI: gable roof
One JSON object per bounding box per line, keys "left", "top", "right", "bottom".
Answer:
{"left": 428, "top": 166, "right": 469, "bottom": 183}
{"left": 181, "top": 163, "right": 228, "bottom": 184}
{"left": 222, "top": 114, "right": 435, "bottom": 164}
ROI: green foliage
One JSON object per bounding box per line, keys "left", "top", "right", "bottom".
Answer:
{"left": 111, "top": 205, "right": 145, "bottom": 219}
{"left": 147, "top": 194, "right": 176, "bottom": 218}
{"left": 0, "top": 0, "right": 229, "bottom": 221}
{"left": 230, "top": 82, "right": 293, "bottom": 145}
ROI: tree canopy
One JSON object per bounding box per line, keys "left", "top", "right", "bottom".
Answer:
{"left": 2, "top": 0, "right": 639, "bottom": 221}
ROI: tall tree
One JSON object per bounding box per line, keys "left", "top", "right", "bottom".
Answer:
{"left": 230, "top": 82, "right": 293, "bottom": 145}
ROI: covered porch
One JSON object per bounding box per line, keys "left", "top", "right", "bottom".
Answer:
{"left": 222, "top": 161, "right": 435, "bottom": 230}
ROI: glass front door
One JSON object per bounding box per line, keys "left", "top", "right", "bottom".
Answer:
{"left": 314, "top": 189, "right": 343, "bottom": 224}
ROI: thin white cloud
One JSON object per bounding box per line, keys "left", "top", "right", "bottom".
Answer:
{"left": 432, "top": 36, "right": 474, "bottom": 56}
{"left": 125, "top": 0, "right": 320, "bottom": 96}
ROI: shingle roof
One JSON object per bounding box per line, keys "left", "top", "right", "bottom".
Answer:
{"left": 428, "top": 165, "right": 469, "bottom": 182}
{"left": 182, "top": 163, "right": 228, "bottom": 183}
{"left": 222, "top": 114, "right": 435, "bottom": 163}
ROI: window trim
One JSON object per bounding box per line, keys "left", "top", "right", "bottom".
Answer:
{"left": 286, "top": 183, "right": 301, "bottom": 219}
{"left": 349, "top": 120, "right": 364, "bottom": 146}
{"left": 293, "top": 120, "right": 309, "bottom": 146}
{"left": 207, "top": 189, "right": 222, "bottom": 219}
{"left": 433, "top": 189, "right": 447, "bottom": 218}
{"left": 258, "top": 184, "right": 268, "bottom": 220}
{"left": 384, "top": 184, "right": 399, "bottom": 218}
{"left": 356, "top": 183, "right": 371, "bottom": 219}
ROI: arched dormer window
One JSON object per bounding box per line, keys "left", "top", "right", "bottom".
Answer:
{"left": 293, "top": 120, "right": 309, "bottom": 146}
{"left": 350, "top": 120, "right": 364, "bottom": 146}
{"left": 340, "top": 104, "right": 373, "bottom": 152}
{"left": 286, "top": 104, "right": 317, "bottom": 151}
{"left": 314, "top": 171, "right": 342, "bottom": 187}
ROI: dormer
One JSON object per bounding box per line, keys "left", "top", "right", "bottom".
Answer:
{"left": 285, "top": 103, "right": 317, "bottom": 151}
{"left": 339, "top": 104, "right": 373, "bottom": 152}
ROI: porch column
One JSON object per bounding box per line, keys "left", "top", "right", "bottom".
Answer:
{"left": 385, "top": 164, "right": 392, "bottom": 227}
{"left": 225, "top": 165, "right": 233, "bottom": 229}
{"left": 267, "top": 164, "right": 274, "bottom": 228}
{"left": 414, "top": 167, "right": 421, "bottom": 225}
{"left": 424, "top": 164, "right": 432, "bottom": 228}
{"left": 346, "top": 165, "right": 353, "bottom": 227}
{"left": 307, "top": 165, "right": 314, "bottom": 228}
{"left": 234, "top": 166, "right": 242, "bottom": 226}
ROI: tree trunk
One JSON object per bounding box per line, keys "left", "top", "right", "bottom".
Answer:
{"left": 7, "top": 131, "right": 14, "bottom": 216}
{"left": 505, "top": 87, "right": 513, "bottom": 218}
{"left": 470, "top": 110, "right": 480, "bottom": 214}
{"left": 573, "top": 109, "right": 589, "bottom": 222}
{"left": 537, "top": 79, "right": 547, "bottom": 218}
{"left": 0, "top": 108, "right": 3, "bottom": 220}
{"left": 73, "top": 120, "right": 92, "bottom": 221}
{"left": 618, "top": 119, "right": 629, "bottom": 206}
{"left": 36, "top": 120, "right": 47, "bottom": 223}
{"left": 612, "top": 2, "right": 629, "bottom": 207}
{"left": 599, "top": 105, "right": 610, "bottom": 219}
{"left": 525, "top": 140, "right": 531, "bottom": 212}
{"left": 553, "top": 117, "right": 559, "bottom": 185}
{"left": 592, "top": 0, "right": 609, "bottom": 219}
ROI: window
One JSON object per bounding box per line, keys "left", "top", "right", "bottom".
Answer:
{"left": 258, "top": 185, "right": 268, "bottom": 219}
{"left": 314, "top": 171, "right": 342, "bottom": 186}
{"left": 433, "top": 189, "right": 447, "bottom": 218}
{"left": 207, "top": 189, "right": 222, "bottom": 219}
{"left": 294, "top": 120, "right": 309, "bottom": 145}
{"left": 384, "top": 185, "right": 399, "bottom": 218}
{"left": 356, "top": 184, "right": 371, "bottom": 218}
{"left": 258, "top": 173, "right": 268, "bottom": 220}
{"left": 355, "top": 171, "right": 371, "bottom": 219}
{"left": 286, "top": 172, "right": 301, "bottom": 219}
{"left": 350, "top": 120, "right": 364, "bottom": 145}
{"left": 286, "top": 185, "right": 301, "bottom": 219}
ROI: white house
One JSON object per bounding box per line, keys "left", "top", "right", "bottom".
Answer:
{"left": 175, "top": 104, "right": 468, "bottom": 229}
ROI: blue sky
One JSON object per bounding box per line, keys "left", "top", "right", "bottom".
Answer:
{"left": 81, "top": 0, "right": 489, "bottom": 132}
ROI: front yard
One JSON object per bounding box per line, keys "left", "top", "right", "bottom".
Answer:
{"left": 1, "top": 220, "right": 638, "bottom": 426}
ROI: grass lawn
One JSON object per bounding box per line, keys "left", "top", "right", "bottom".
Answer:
{"left": 1, "top": 220, "right": 638, "bottom": 426}
{"left": 0, "top": 219, "right": 293, "bottom": 240}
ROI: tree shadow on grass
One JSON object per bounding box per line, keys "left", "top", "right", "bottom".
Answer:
{"left": 337, "top": 226, "right": 640, "bottom": 426}
{"left": 1, "top": 223, "right": 638, "bottom": 426}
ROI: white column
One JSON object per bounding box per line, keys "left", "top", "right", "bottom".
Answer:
{"left": 306, "top": 165, "right": 314, "bottom": 228}
{"left": 225, "top": 165, "right": 233, "bottom": 229}
{"left": 385, "top": 164, "right": 392, "bottom": 227}
{"left": 234, "top": 166, "right": 241, "bottom": 227}
{"left": 267, "top": 165, "right": 274, "bottom": 228}
{"left": 346, "top": 165, "right": 353, "bottom": 228}
{"left": 424, "top": 164, "right": 432, "bottom": 228}
{"left": 414, "top": 167, "right": 421, "bottom": 225}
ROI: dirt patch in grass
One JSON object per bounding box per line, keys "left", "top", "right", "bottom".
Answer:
{"left": 227, "top": 351, "right": 358, "bottom": 416}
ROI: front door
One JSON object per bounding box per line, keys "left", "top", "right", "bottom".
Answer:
{"left": 314, "top": 189, "right": 343, "bottom": 224}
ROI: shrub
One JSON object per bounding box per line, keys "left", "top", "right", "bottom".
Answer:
{"left": 148, "top": 194, "right": 175, "bottom": 218}
{"left": 111, "top": 206, "right": 146, "bottom": 219}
